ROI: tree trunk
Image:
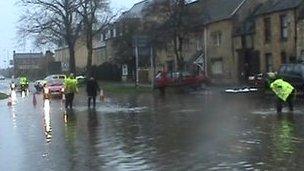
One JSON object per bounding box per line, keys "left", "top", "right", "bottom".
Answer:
{"left": 86, "top": 29, "right": 93, "bottom": 77}
{"left": 173, "top": 34, "right": 184, "bottom": 71}
{"left": 173, "top": 35, "right": 179, "bottom": 71}
{"left": 177, "top": 35, "right": 184, "bottom": 71}
{"left": 68, "top": 45, "right": 76, "bottom": 74}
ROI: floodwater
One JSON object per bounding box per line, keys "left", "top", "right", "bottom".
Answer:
{"left": 1, "top": 81, "right": 304, "bottom": 170}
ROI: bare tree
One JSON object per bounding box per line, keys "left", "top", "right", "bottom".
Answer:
{"left": 144, "top": 0, "right": 192, "bottom": 71}
{"left": 77, "top": 0, "right": 112, "bottom": 75}
{"left": 18, "top": 0, "right": 83, "bottom": 74}
{"left": 112, "top": 20, "right": 141, "bottom": 71}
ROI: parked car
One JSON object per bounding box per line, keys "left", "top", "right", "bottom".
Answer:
{"left": 154, "top": 71, "right": 209, "bottom": 90}
{"left": 76, "top": 75, "right": 86, "bottom": 84}
{"left": 44, "top": 74, "right": 66, "bottom": 81}
{"left": 44, "top": 80, "right": 64, "bottom": 98}
{"left": 43, "top": 74, "right": 66, "bottom": 98}
{"left": 248, "top": 72, "right": 276, "bottom": 90}
{"left": 277, "top": 63, "right": 304, "bottom": 92}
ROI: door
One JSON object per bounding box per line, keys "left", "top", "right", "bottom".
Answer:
{"left": 238, "top": 50, "right": 260, "bottom": 82}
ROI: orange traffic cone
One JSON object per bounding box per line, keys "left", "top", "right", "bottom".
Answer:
{"left": 33, "top": 93, "right": 37, "bottom": 106}
{"left": 100, "top": 90, "right": 105, "bottom": 102}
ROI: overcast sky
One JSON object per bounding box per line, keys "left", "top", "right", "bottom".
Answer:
{"left": 0, "top": 0, "right": 143, "bottom": 69}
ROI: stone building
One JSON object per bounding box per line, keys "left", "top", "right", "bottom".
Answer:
{"left": 13, "top": 51, "right": 53, "bottom": 79}
{"left": 234, "top": 0, "right": 304, "bottom": 82}
{"left": 53, "top": 0, "right": 304, "bottom": 84}
{"left": 156, "top": 0, "right": 265, "bottom": 84}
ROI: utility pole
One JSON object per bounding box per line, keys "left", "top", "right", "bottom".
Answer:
{"left": 135, "top": 38, "right": 139, "bottom": 87}
{"left": 204, "top": 27, "right": 208, "bottom": 76}
{"left": 150, "top": 46, "right": 155, "bottom": 89}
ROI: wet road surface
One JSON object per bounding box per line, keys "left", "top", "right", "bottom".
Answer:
{"left": 1, "top": 81, "right": 304, "bottom": 170}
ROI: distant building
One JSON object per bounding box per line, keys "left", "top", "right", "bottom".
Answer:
{"left": 13, "top": 51, "right": 53, "bottom": 79}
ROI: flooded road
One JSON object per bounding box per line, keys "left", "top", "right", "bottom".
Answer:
{"left": 1, "top": 83, "right": 304, "bottom": 170}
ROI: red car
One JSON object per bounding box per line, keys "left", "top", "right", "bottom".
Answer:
{"left": 154, "top": 71, "right": 209, "bottom": 89}
{"left": 45, "top": 80, "right": 64, "bottom": 98}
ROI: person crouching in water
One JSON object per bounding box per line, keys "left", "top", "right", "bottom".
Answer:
{"left": 270, "top": 79, "right": 295, "bottom": 113}
{"left": 86, "top": 76, "right": 100, "bottom": 108}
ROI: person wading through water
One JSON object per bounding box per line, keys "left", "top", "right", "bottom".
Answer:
{"left": 270, "top": 78, "right": 295, "bottom": 114}
{"left": 64, "top": 73, "right": 78, "bottom": 109}
{"left": 86, "top": 76, "right": 100, "bottom": 108}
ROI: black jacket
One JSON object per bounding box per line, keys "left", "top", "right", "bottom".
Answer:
{"left": 86, "top": 79, "right": 100, "bottom": 96}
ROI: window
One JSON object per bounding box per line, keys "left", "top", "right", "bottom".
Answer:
{"left": 211, "top": 58, "right": 223, "bottom": 75}
{"left": 211, "top": 32, "right": 222, "bottom": 47}
{"left": 196, "top": 35, "right": 203, "bottom": 50}
{"left": 280, "top": 15, "right": 288, "bottom": 41}
{"left": 110, "top": 29, "right": 114, "bottom": 38}
{"left": 265, "top": 53, "right": 273, "bottom": 72}
{"left": 95, "top": 33, "right": 101, "bottom": 41}
{"left": 281, "top": 52, "right": 287, "bottom": 64}
{"left": 101, "top": 33, "right": 105, "bottom": 41}
{"left": 113, "top": 28, "right": 117, "bottom": 37}
{"left": 105, "top": 30, "right": 111, "bottom": 40}
{"left": 264, "top": 18, "right": 271, "bottom": 43}
{"left": 245, "top": 35, "right": 253, "bottom": 49}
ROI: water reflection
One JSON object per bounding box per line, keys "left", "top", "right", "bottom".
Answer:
{"left": 21, "top": 91, "right": 25, "bottom": 98}
{"left": 273, "top": 114, "right": 296, "bottom": 157}
{"left": 88, "top": 109, "right": 98, "bottom": 130}
{"left": 43, "top": 99, "right": 52, "bottom": 143}
{"left": 5, "top": 88, "right": 304, "bottom": 170}
{"left": 9, "top": 104, "right": 17, "bottom": 128}
{"left": 11, "top": 90, "right": 17, "bottom": 105}
{"left": 63, "top": 109, "right": 77, "bottom": 144}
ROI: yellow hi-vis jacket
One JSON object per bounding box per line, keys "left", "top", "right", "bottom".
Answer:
{"left": 64, "top": 77, "right": 78, "bottom": 94}
{"left": 270, "top": 79, "right": 294, "bottom": 101}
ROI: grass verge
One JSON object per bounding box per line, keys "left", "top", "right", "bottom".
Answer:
{"left": 0, "top": 92, "right": 8, "bottom": 100}
{"left": 101, "top": 82, "right": 152, "bottom": 94}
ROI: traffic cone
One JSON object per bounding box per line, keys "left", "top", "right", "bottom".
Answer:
{"left": 33, "top": 93, "right": 37, "bottom": 106}
{"left": 100, "top": 90, "right": 105, "bottom": 102}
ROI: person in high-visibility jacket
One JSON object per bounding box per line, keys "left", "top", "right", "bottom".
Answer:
{"left": 270, "top": 79, "right": 295, "bottom": 113}
{"left": 19, "top": 76, "right": 29, "bottom": 95}
{"left": 64, "top": 74, "right": 78, "bottom": 109}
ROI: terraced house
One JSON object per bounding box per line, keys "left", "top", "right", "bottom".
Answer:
{"left": 235, "top": 0, "right": 304, "bottom": 82}
{"left": 159, "top": 0, "right": 265, "bottom": 84}
{"left": 181, "top": 0, "right": 304, "bottom": 84}
{"left": 54, "top": 0, "right": 304, "bottom": 84}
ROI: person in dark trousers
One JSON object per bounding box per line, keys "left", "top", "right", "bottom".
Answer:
{"left": 270, "top": 78, "right": 295, "bottom": 113}
{"left": 64, "top": 73, "right": 78, "bottom": 109}
{"left": 86, "top": 76, "right": 100, "bottom": 108}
